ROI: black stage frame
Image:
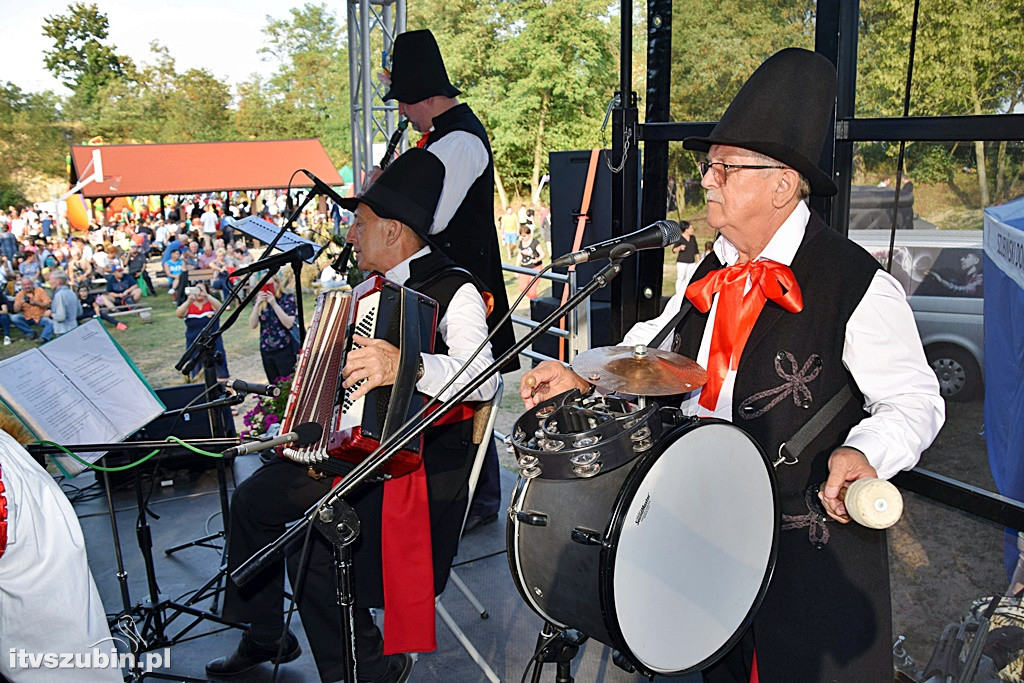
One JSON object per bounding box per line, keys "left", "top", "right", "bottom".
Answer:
{"left": 605, "top": 0, "right": 1024, "bottom": 529}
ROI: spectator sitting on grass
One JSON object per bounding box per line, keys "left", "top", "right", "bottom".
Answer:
{"left": 10, "top": 277, "right": 53, "bottom": 342}
{"left": 76, "top": 284, "right": 126, "bottom": 331}
{"left": 48, "top": 269, "right": 81, "bottom": 336}
{"left": 99, "top": 264, "right": 141, "bottom": 309}
{"left": 18, "top": 249, "right": 41, "bottom": 284}
{"left": 126, "top": 243, "right": 155, "bottom": 297}
{"left": 164, "top": 249, "right": 184, "bottom": 295}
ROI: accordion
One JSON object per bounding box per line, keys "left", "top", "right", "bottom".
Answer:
{"left": 277, "top": 274, "right": 439, "bottom": 477}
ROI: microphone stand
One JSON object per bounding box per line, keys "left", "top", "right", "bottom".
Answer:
{"left": 168, "top": 193, "right": 326, "bottom": 616}
{"left": 231, "top": 256, "right": 625, "bottom": 683}
{"left": 28, "top": 438, "right": 250, "bottom": 682}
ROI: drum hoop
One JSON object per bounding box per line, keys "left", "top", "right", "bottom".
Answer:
{"left": 598, "top": 417, "right": 781, "bottom": 677}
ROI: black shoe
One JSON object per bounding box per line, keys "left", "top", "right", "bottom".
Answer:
{"left": 25, "top": 331, "right": 37, "bottom": 340}
{"left": 462, "top": 512, "right": 498, "bottom": 536}
{"left": 206, "top": 630, "right": 301, "bottom": 677}
{"left": 364, "top": 653, "right": 414, "bottom": 683}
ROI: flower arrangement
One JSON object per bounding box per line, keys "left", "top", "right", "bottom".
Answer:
{"left": 241, "top": 374, "right": 292, "bottom": 437}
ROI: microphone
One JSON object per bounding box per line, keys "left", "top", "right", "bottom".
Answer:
{"left": 222, "top": 422, "right": 323, "bottom": 458}
{"left": 301, "top": 169, "right": 347, "bottom": 207}
{"left": 551, "top": 220, "right": 682, "bottom": 267}
{"left": 229, "top": 379, "right": 282, "bottom": 397}
{"left": 331, "top": 242, "right": 354, "bottom": 273}
{"left": 231, "top": 243, "right": 315, "bottom": 278}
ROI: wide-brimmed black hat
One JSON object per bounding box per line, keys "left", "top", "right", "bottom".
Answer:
{"left": 683, "top": 48, "right": 837, "bottom": 196}
{"left": 382, "top": 29, "right": 461, "bottom": 104}
{"left": 338, "top": 148, "right": 444, "bottom": 240}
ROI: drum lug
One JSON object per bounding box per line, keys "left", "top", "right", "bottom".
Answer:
{"left": 515, "top": 511, "right": 548, "bottom": 527}
{"left": 570, "top": 527, "right": 604, "bottom": 546}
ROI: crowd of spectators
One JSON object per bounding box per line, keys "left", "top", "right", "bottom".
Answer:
{"left": 0, "top": 195, "right": 269, "bottom": 346}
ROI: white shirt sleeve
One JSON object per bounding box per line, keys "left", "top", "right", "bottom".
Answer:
{"left": 621, "top": 291, "right": 688, "bottom": 351}
{"left": 841, "top": 269, "right": 945, "bottom": 479}
{"left": 417, "top": 282, "right": 499, "bottom": 403}
{"left": 426, "top": 132, "right": 489, "bottom": 234}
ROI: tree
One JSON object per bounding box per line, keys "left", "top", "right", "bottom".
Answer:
{"left": 41, "top": 3, "right": 133, "bottom": 117}
{"left": 412, "top": 0, "right": 619, "bottom": 204}
{"left": 236, "top": 3, "right": 350, "bottom": 162}
{"left": 858, "top": 0, "right": 1024, "bottom": 206}
{"left": 668, "top": 0, "right": 815, "bottom": 183}
{"left": 0, "top": 82, "right": 71, "bottom": 202}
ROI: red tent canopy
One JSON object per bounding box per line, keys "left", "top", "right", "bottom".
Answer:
{"left": 69, "top": 139, "right": 343, "bottom": 199}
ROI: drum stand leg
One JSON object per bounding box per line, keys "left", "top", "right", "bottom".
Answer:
{"left": 530, "top": 623, "right": 587, "bottom": 683}
{"left": 314, "top": 498, "right": 362, "bottom": 683}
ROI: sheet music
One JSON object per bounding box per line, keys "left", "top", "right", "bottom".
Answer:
{"left": 0, "top": 320, "right": 164, "bottom": 476}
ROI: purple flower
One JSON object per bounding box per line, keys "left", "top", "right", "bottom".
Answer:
{"left": 265, "top": 414, "right": 279, "bottom": 425}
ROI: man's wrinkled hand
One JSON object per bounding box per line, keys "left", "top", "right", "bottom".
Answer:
{"left": 819, "top": 447, "right": 878, "bottom": 523}
{"left": 342, "top": 335, "right": 401, "bottom": 402}
{"left": 519, "top": 360, "right": 591, "bottom": 409}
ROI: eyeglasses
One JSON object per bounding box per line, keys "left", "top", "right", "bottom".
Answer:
{"left": 698, "top": 160, "right": 788, "bottom": 184}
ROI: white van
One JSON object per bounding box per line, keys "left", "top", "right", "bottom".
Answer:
{"left": 849, "top": 230, "right": 984, "bottom": 402}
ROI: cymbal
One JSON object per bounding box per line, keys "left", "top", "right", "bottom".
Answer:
{"left": 571, "top": 345, "right": 707, "bottom": 396}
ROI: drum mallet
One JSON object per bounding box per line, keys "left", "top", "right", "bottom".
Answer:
{"left": 837, "top": 478, "right": 904, "bottom": 529}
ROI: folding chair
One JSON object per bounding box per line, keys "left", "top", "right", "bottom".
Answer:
{"left": 435, "top": 377, "right": 504, "bottom": 683}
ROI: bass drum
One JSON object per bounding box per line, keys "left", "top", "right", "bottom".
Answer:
{"left": 507, "top": 419, "right": 778, "bottom": 676}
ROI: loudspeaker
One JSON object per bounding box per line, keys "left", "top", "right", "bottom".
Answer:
{"left": 549, "top": 150, "right": 614, "bottom": 302}
{"left": 97, "top": 384, "right": 237, "bottom": 484}
{"left": 529, "top": 297, "right": 612, "bottom": 363}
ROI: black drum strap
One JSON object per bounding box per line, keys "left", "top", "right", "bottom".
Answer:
{"left": 776, "top": 385, "right": 855, "bottom": 467}
{"left": 647, "top": 299, "right": 695, "bottom": 350}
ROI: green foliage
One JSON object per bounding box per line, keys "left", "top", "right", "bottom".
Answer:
{"left": 41, "top": 2, "right": 133, "bottom": 116}
{"left": 412, "top": 0, "right": 619, "bottom": 201}
{"left": 236, "top": 3, "right": 351, "bottom": 162}
{"left": 667, "top": 0, "right": 815, "bottom": 182}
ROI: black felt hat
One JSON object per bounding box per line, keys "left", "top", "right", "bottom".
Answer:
{"left": 338, "top": 148, "right": 444, "bottom": 240}
{"left": 382, "top": 29, "right": 461, "bottom": 104}
{"left": 683, "top": 48, "right": 838, "bottom": 196}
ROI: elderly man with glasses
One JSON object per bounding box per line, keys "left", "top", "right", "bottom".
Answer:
{"left": 519, "top": 49, "right": 943, "bottom": 682}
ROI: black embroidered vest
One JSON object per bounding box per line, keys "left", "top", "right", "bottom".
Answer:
{"left": 426, "top": 103, "right": 518, "bottom": 370}
{"left": 673, "top": 214, "right": 880, "bottom": 514}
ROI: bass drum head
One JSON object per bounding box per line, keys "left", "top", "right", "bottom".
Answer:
{"left": 606, "top": 421, "right": 778, "bottom": 674}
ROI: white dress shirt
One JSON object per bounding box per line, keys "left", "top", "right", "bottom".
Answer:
{"left": 424, "top": 131, "right": 489, "bottom": 234}
{"left": 0, "top": 430, "right": 122, "bottom": 682}
{"left": 386, "top": 246, "right": 498, "bottom": 403}
{"left": 623, "top": 201, "right": 944, "bottom": 479}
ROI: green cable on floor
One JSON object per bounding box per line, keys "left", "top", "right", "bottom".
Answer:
{"left": 36, "top": 436, "right": 226, "bottom": 472}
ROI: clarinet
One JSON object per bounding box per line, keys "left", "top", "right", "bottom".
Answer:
{"left": 379, "top": 118, "right": 409, "bottom": 171}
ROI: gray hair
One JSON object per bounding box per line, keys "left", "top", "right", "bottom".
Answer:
{"left": 50, "top": 269, "right": 69, "bottom": 284}
{"left": 747, "top": 150, "right": 811, "bottom": 199}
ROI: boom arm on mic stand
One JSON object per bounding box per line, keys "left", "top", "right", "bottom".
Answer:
{"left": 231, "top": 254, "right": 628, "bottom": 588}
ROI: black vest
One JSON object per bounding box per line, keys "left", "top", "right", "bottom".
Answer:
{"left": 673, "top": 214, "right": 879, "bottom": 509}
{"left": 674, "top": 214, "right": 894, "bottom": 681}
{"left": 426, "top": 104, "right": 519, "bottom": 370}
{"left": 405, "top": 248, "right": 479, "bottom": 357}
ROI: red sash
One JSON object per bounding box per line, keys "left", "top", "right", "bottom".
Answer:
{"left": 0, "top": 464, "right": 8, "bottom": 560}
{"left": 335, "top": 400, "right": 475, "bottom": 655}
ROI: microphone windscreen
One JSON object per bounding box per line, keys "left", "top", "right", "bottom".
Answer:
{"left": 662, "top": 220, "right": 682, "bottom": 244}
{"left": 292, "top": 422, "right": 324, "bottom": 447}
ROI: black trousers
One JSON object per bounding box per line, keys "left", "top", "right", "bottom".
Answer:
{"left": 222, "top": 420, "right": 474, "bottom": 682}
{"left": 260, "top": 346, "right": 297, "bottom": 384}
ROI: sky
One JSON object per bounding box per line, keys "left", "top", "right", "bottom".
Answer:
{"left": 0, "top": 0, "right": 311, "bottom": 95}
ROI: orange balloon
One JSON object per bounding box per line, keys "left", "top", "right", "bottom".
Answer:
{"left": 67, "top": 194, "right": 91, "bottom": 231}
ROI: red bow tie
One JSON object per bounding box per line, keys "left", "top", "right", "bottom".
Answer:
{"left": 685, "top": 260, "right": 803, "bottom": 410}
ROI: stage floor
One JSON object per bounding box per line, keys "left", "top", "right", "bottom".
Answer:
{"left": 72, "top": 456, "right": 696, "bottom": 682}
